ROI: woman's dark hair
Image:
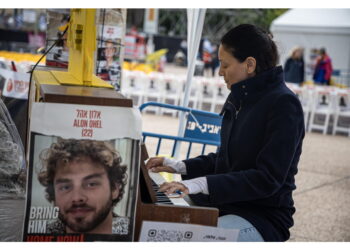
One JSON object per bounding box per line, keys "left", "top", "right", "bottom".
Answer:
{"left": 221, "top": 24, "right": 279, "bottom": 74}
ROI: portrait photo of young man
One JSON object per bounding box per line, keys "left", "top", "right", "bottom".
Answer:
{"left": 38, "top": 138, "right": 127, "bottom": 235}
{"left": 24, "top": 136, "right": 139, "bottom": 241}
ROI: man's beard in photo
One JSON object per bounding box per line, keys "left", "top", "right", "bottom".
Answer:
{"left": 59, "top": 195, "right": 113, "bottom": 233}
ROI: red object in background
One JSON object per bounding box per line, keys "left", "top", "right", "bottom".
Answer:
{"left": 97, "top": 72, "right": 110, "bottom": 81}
{"left": 46, "top": 60, "right": 68, "bottom": 68}
{"left": 124, "top": 26, "right": 146, "bottom": 61}
{"left": 11, "top": 61, "right": 17, "bottom": 72}
{"left": 7, "top": 79, "right": 13, "bottom": 92}
{"left": 203, "top": 51, "right": 212, "bottom": 64}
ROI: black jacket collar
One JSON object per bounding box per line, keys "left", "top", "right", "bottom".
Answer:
{"left": 221, "top": 66, "right": 284, "bottom": 114}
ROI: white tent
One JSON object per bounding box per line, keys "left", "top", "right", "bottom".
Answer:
{"left": 270, "top": 8, "right": 350, "bottom": 84}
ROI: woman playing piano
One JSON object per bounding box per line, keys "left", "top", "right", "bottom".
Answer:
{"left": 146, "top": 24, "right": 305, "bottom": 242}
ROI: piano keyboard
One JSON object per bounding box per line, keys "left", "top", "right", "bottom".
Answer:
{"left": 148, "top": 171, "right": 190, "bottom": 207}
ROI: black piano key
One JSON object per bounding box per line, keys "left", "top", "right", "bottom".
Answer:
{"left": 156, "top": 202, "right": 173, "bottom": 205}
{"left": 155, "top": 196, "right": 171, "bottom": 200}
{"left": 150, "top": 179, "right": 173, "bottom": 204}
{"left": 156, "top": 196, "right": 168, "bottom": 199}
{"left": 156, "top": 192, "right": 167, "bottom": 196}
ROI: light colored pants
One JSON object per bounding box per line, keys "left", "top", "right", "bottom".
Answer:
{"left": 183, "top": 195, "right": 264, "bottom": 242}
{"left": 218, "top": 214, "right": 264, "bottom": 242}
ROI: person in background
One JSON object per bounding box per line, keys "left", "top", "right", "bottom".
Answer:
{"left": 180, "top": 39, "right": 188, "bottom": 66}
{"left": 284, "top": 47, "right": 304, "bottom": 85}
{"left": 146, "top": 24, "right": 305, "bottom": 242}
{"left": 210, "top": 44, "right": 220, "bottom": 77}
{"left": 313, "top": 48, "right": 333, "bottom": 85}
{"left": 202, "top": 38, "right": 213, "bottom": 77}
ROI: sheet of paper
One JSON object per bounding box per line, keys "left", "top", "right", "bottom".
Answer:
{"left": 31, "top": 102, "right": 142, "bottom": 140}
{"left": 139, "top": 221, "right": 239, "bottom": 242}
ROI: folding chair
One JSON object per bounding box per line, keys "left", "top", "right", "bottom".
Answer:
{"left": 212, "top": 77, "right": 230, "bottom": 113}
{"left": 179, "top": 77, "right": 200, "bottom": 110}
{"left": 160, "top": 73, "right": 182, "bottom": 117}
{"left": 142, "top": 72, "right": 163, "bottom": 114}
{"left": 197, "top": 77, "right": 216, "bottom": 112}
{"left": 308, "top": 87, "right": 336, "bottom": 134}
{"left": 332, "top": 89, "right": 350, "bottom": 136}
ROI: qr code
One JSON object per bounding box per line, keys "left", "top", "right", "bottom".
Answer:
{"left": 147, "top": 229, "right": 193, "bottom": 242}
{"left": 112, "top": 217, "right": 129, "bottom": 235}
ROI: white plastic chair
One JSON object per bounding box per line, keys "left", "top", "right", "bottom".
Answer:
{"left": 122, "top": 70, "right": 146, "bottom": 107}
{"left": 197, "top": 77, "right": 216, "bottom": 112}
{"left": 210, "top": 77, "right": 229, "bottom": 113}
{"left": 332, "top": 89, "right": 350, "bottom": 136}
{"left": 142, "top": 72, "right": 164, "bottom": 114}
{"left": 160, "top": 73, "right": 182, "bottom": 117}
{"left": 179, "top": 76, "right": 200, "bottom": 110}
{"left": 120, "top": 69, "right": 136, "bottom": 98}
{"left": 308, "top": 87, "right": 336, "bottom": 134}
{"left": 299, "top": 85, "right": 315, "bottom": 130}
{"left": 288, "top": 84, "right": 314, "bottom": 130}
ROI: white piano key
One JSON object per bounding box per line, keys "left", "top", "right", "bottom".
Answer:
{"left": 148, "top": 170, "right": 190, "bottom": 207}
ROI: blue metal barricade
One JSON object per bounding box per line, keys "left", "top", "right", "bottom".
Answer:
{"left": 139, "top": 102, "right": 222, "bottom": 159}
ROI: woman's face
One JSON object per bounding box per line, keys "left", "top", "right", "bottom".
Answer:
{"left": 218, "top": 45, "right": 251, "bottom": 89}
{"left": 293, "top": 49, "right": 302, "bottom": 59}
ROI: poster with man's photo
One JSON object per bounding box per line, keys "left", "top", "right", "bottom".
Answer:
{"left": 96, "top": 37, "right": 122, "bottom": 90}
{"left": 45, "top": 9, "right": 70, "bottom": 68}
{"left": 23, "top": 102, "right": 142, "bottom": 241}
{"left": 96, "top": 9, "right": 126, "bottom": 91}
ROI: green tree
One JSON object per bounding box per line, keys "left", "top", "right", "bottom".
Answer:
{"left": 126, "top": 8, "right": 288, "bottom": 42}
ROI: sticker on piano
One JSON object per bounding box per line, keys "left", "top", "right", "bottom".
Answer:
{"left": 139, "top": 221, "right": 239, "bottom": 242}
{"left": 166, "top": 194, "right": 181, "bottom": 198}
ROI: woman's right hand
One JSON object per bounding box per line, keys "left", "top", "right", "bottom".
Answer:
{"left": 145, "top": 157, "right": 176, "bottom": 173}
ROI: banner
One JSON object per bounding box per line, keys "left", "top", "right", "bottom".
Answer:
{"left": 96, "top": 9, "right": 126, "bottom": 91}
{"left": 45, "top": 10, "right": 70, "bottom": 68}
{"left": 0, "top": 68, "right": 30, "bottom": 100}
{"left": 143, "top": 9, "right": 159, "bottom": 35}
{"left": 30, "top": 102, "right": 142, "bottom": 141}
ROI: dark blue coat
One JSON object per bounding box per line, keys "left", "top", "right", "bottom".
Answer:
{"left": 183, "top": 66, "right": 305, "bottom": 241}
{"left": 284, "top": 57, "right": 304, "bottom": 84}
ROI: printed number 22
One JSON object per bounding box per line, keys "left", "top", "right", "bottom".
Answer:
{"left": 82, "top": 129, "right": 93, "bottom": 137}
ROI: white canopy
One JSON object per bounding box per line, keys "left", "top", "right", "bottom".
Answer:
{"left": 271, "top": 9, "right": 350, "bottom": 34}
{"left": 270, "top": 8, "right": 350, "bottom": 83}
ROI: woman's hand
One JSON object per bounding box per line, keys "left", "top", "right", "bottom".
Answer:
{"left": 159, "top": 181, "right": 189, "bottom": 198}
{"left": 145, "top": 157, "right": 176, "bottom": 173}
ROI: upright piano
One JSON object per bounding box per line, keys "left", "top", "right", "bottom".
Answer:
{"left": 134, "top": 144, "right": 219, "bottom": 241}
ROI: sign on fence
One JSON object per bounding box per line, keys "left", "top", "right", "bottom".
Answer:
{"left": 184, "top": 112, "right": 222, "bottom": 144}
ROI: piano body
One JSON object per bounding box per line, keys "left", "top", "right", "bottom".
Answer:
{"left": 134, "top": 145, "right": 219, "bottom": 241}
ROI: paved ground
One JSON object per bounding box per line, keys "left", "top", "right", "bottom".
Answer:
{"left": 141, "top": 106, "right": 350, "bottom": 242}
